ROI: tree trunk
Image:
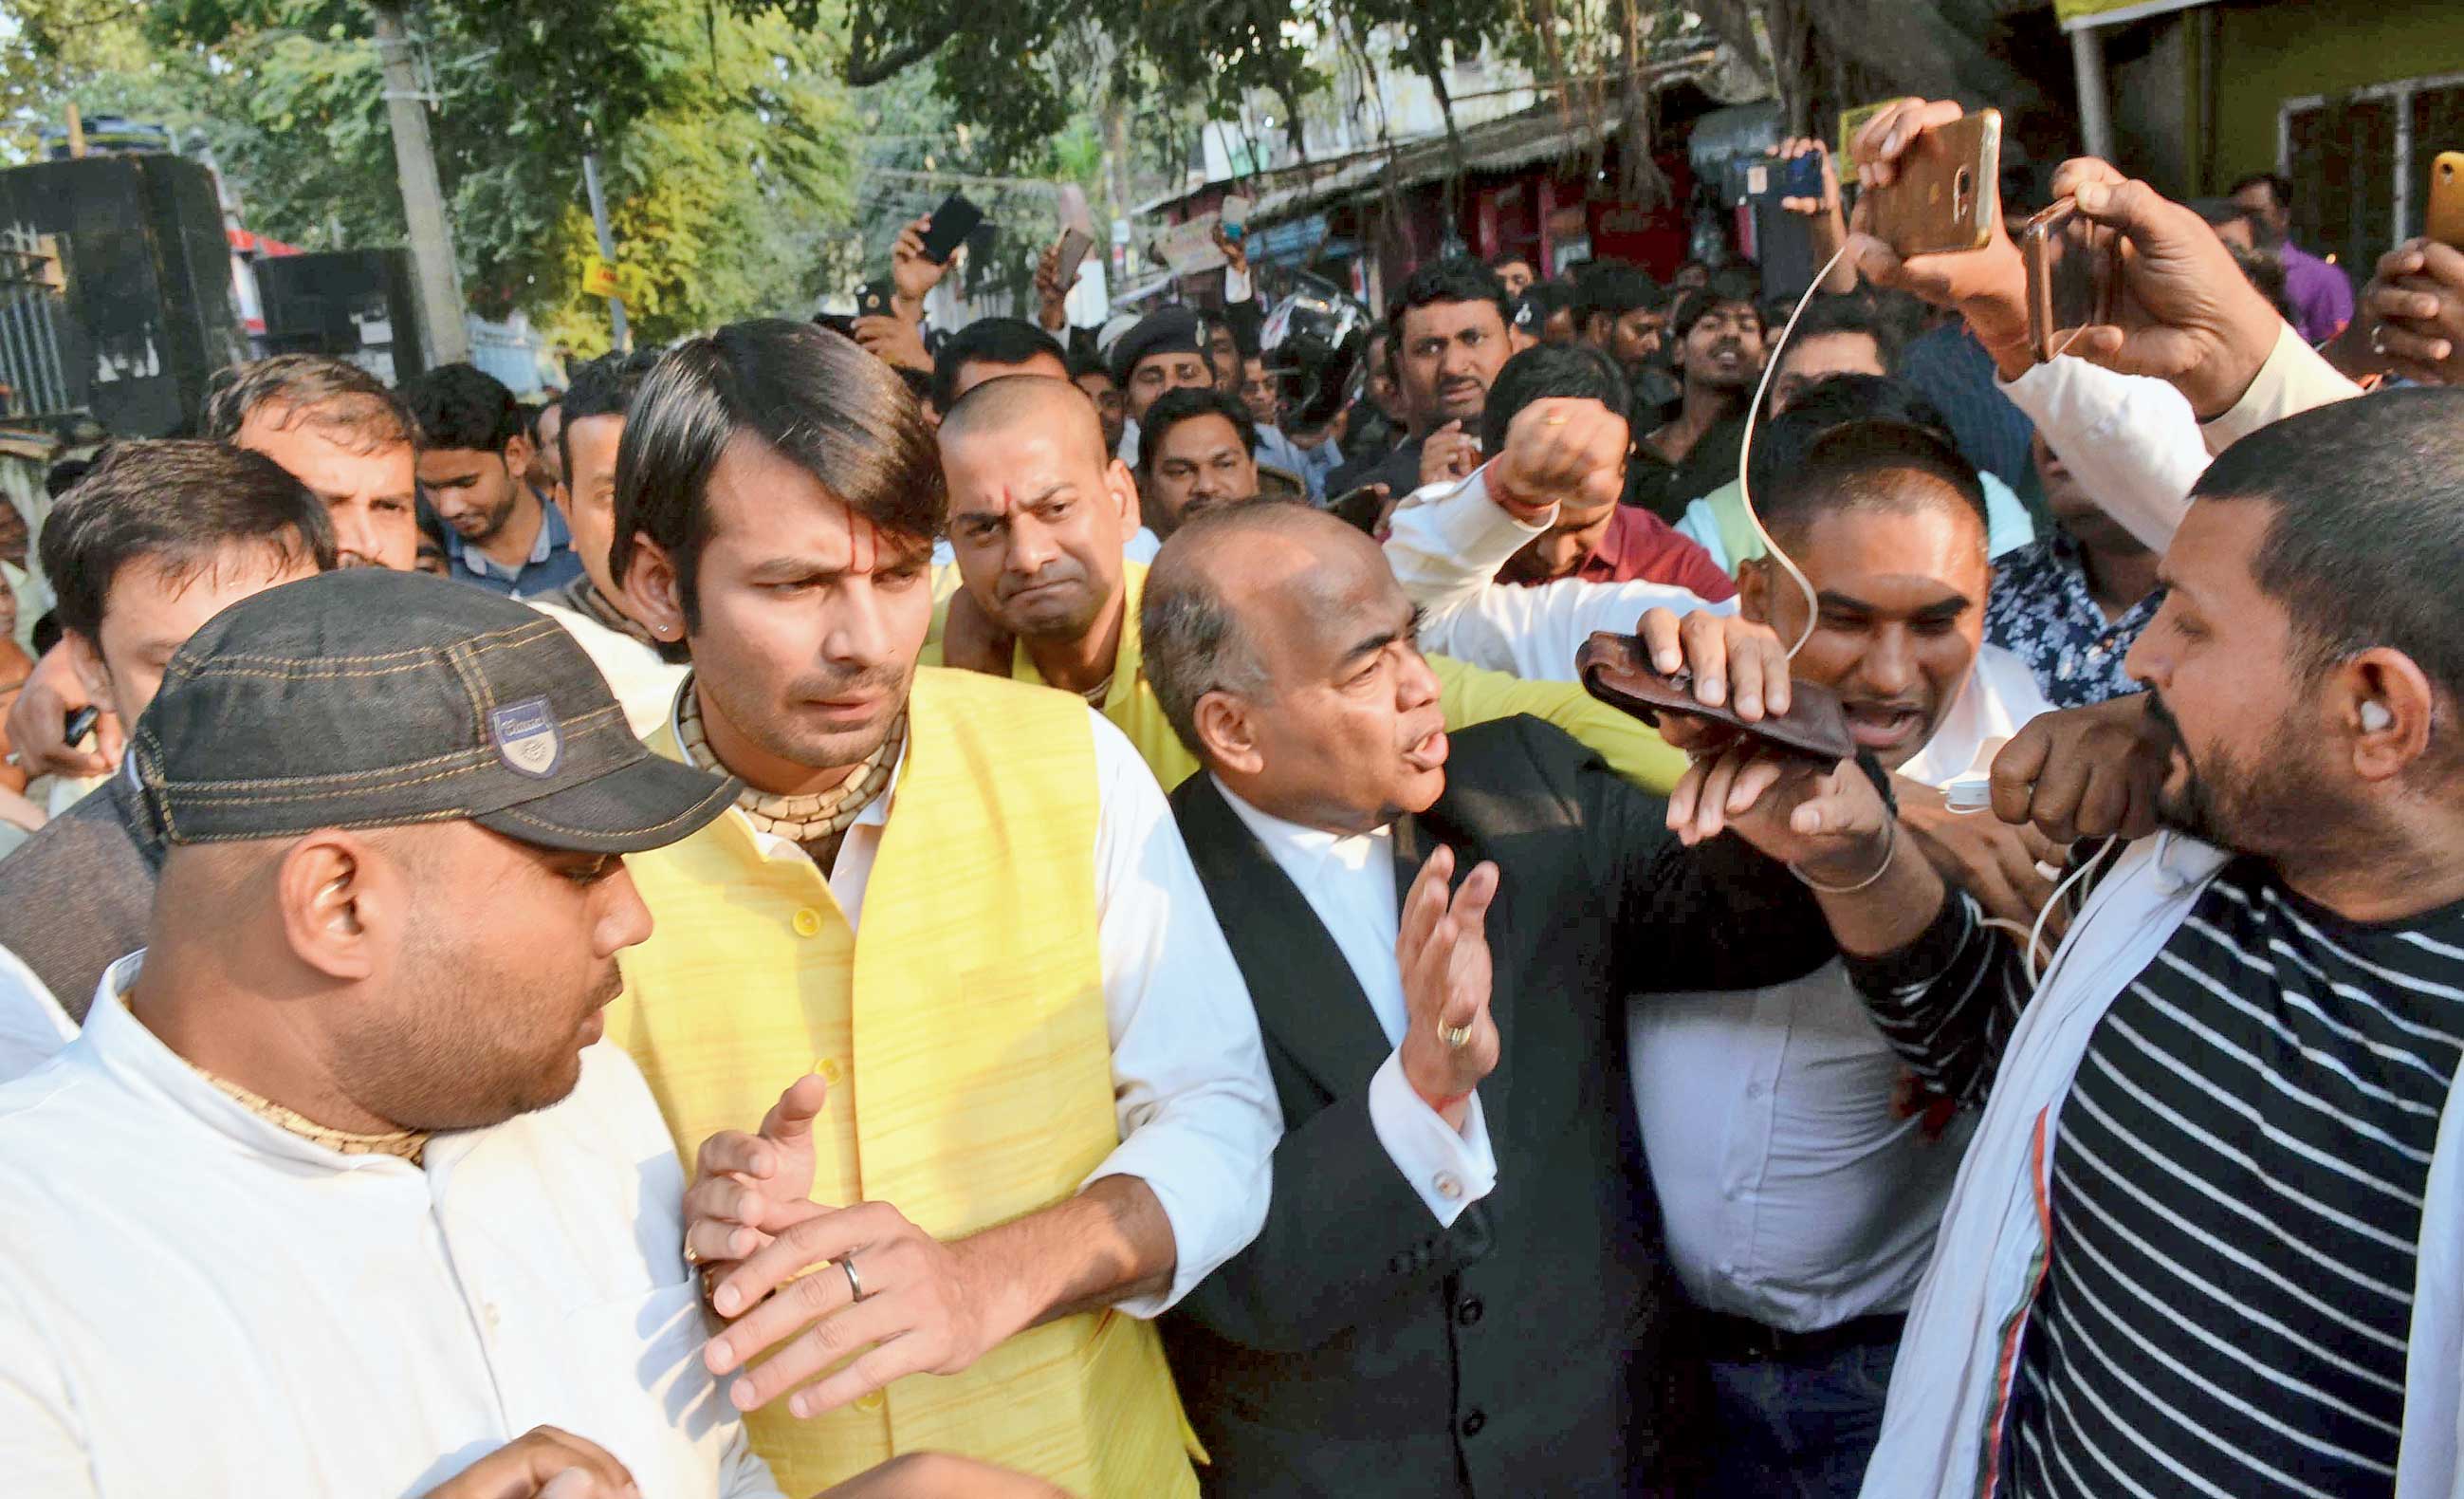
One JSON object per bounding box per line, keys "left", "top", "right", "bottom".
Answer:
{"left": 368, "top": 0, "right": 469, "bottom": 365}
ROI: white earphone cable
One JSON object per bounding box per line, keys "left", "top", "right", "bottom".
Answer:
{"left": 1731, "top": 238, "right": 1858, "bottom": 660}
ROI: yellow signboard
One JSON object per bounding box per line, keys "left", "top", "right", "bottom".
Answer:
{"left": 1836, "top": 101, "right": 1893, "bottom": 186}
{"left": 2054, "top": 0, "right": 2207, "bottom": 31}
{"left": 580, "top": 258, "right": 620, "bottom": 298}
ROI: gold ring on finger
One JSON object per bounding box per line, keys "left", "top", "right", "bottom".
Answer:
{"left": 1440, "top": 1022, "right": 1473, "bottom": 1049}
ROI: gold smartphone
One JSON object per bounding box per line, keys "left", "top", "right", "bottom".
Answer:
{"left": 1868, "top": 108, "right": 2004, "bottom": 259}
{"left": 2020, "top": 200, "right": 2123, "bottom": 363}
{"left": 2429, "top": 151, "right": 2464, "bottom": 250}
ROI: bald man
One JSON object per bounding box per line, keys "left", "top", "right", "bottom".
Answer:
{"left": 1135, "top": 501, "right": 1858, "bottom": 1496}
{"left": 931, "top": 376, "right": 1691, "bottom": 794}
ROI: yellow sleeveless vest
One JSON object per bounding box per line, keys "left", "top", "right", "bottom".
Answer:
{"left": 605, "top": 667, "right": 1199, "bottom": 1498}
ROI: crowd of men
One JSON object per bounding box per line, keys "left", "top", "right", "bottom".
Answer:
{"left": 0, "top": 96, "right": 2461, "bottom": 1499}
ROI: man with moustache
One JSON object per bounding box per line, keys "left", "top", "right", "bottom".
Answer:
{"left": 599, "top": 320, "right": 1278, "bottom": 1499}
{"left": 8, "top": 356, "right": 420, "bottom": 783}
{"left": 925, "top": 376, "right": 1688, "bottom": 795}
{"left": 1626, "top": 270, "right": 1769, "bottom": 523}
{"left": 1687, "top": 388, "right": 2464, "bottom": 1499}
{"left": 1134, "top": 499, "right": 1866, "bottom": 1495}
{"left": 1327, "top": 260, "right": 1514, "bottom": 504}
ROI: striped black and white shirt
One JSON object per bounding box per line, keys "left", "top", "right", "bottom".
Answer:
{"left": 1848, "top": 856, "right": 2464, "bottom": 1497}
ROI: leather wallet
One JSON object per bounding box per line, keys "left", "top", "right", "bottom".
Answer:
{"left": 1576, "top": 631, "right": 1857, "bottom": 765}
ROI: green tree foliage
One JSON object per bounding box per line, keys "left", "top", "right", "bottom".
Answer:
{"left": 5, "top": 0, "right": 858, "bottom": 347}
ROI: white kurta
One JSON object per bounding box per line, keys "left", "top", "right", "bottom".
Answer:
{"left": 0, "top": 957, "right": 781, "bottom": 1499}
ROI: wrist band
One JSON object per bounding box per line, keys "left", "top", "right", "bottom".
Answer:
{"left": 1788, "top": 818, "right": 1898, "bottom": 894}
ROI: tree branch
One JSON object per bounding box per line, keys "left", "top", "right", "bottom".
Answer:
{"left": 845, "top": 20, "right": 959, "bottom": 87}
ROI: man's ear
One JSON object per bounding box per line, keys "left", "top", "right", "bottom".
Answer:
{"left": 621, "top": 533, "right": 687, "bottom": 644}
{"left": 1106, "top": 457, "right": 1144, "bottom": 536}
{"left": 273, "top": 831, "right": 390, "bottom": 983}
{"left": 1735, "top": 557, "right": 1771, "bottom": 628}
{"left": 1195, "top": 690, "right": 1263, "bottom": 777}
{"left": 2342, "top": 647, "right": 2437, "bottom": 783}
{"left": 548, "top": 479, "right": 575, "bottom": 525}
{"left": 503, "top": 433, "right": 536, "bottom": 481}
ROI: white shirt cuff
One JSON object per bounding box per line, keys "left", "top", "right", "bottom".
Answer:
{"left": 1366, "top": 1049, "right": 1498, "bottom": 1226}
{"left": 1385, "top": 467, "right": 1550, "bottom": 588}
{"left": 1224, "top": 264, "right": 1254, "bottom": 304}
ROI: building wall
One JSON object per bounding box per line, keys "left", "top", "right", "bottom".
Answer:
{"left": 2209, "top": 0, "right": 2464, "bottom": 186}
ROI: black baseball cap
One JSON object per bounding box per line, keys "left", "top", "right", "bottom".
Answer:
{"left": 130, "top": 569, "right": 738, "bottom": 853}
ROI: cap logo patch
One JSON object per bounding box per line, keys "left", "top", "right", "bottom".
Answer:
{"left": 490, "top": 696, "right": 563, "bottom": 779}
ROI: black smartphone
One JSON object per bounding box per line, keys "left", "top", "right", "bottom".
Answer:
{"left": 918, "top": 193, "right": 986, "bottom": 265}
{"left": 64, "top": 705, "right": 99, "bottom": 750}
{"left": 855, "top": 280, "right": 895, "bottom": 319}
{"left": 812, "top": 311, "right": 858, "bottom": 340}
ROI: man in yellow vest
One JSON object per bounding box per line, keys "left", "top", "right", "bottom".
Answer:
{"left": 928, "top": 374, "right": 1691, "bottom": 794}
{"left": 600, "top": 319, "right": 1281, "bottom": 1499}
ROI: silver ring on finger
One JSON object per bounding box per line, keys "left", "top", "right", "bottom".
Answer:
{"left": 841, "top": 1252, "right": 868, "bottom": 1303}
{"left": 2372, "top": 322, "right": 2391, "bottom": 356}
{"left": 1439, "top": 1022, "right": 1473, "bottom": 1049}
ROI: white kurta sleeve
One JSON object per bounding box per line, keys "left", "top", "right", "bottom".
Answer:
{"left": 1076, "top": 712, "right": 1280, "bottom": 1315}
{"left": 2198, "top": 321, "right": 2364, "bottom": 455}
{"left": 1380, "top": 467, "right": 1731, "bottom": 682}
{"left": 1997, "top": 358, "right": 2212, "bottom": 553}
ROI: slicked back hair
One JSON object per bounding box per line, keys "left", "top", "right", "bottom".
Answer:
{"left": 42, "top": 439, "right": 337, "bottom": 641}
{"left": 612, "top": 318, "right": 942, "bottom": 630}
{"left": 2194, "top": 386, "right": 2464, "bottom": 700}
{"left": 200, "top": 354, "right": 414, "bottom": 455}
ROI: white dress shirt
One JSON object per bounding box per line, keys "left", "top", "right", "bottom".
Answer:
{"left": 1215, "top": 780, "right": 1499, "bottom": 1225}
{"left": 1997, "top": 356, "right": 2212, "bottom": 553}
{"left": 707, "top": 695, "right": 1280, "bottom": 1316}
{"left": 0, "top": 956, "right": 780, "bottom": 1499}
{"left": 1381, "top": 467, "right": 1733, "bottom": 681}
{"left": 1629, "top": 649, "right": 2048, "bottom": 1334}
{"left": 0, "top": 938, "right": 70, "bottom": 1083}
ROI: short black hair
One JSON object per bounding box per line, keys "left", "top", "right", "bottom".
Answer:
{"left": 1139, "top": 387, "right": 1258, "bottom": 476}
{"left": 2230, "top": 171, "right": 2293, "bottom": 209}
{"left": 201, "top": 354, "right": 414, "bottom": 453}
{"left": 398, "top": 362, "right": 524, "bottom": 454}
{"left": 929, "top": 317, "right": 1066, "bottom": 413}
{"left": 1492, "top": 251, "right": 1537, "bottom": 272}
{"left": 1386, "top": 256, "right": 1513, "bottom": 340}
{"left": 556, "top": 349, "right": 662, "bottom": 478}
{"left": 2194, "top": 386, "right": 2464, "bottom": 701}
{"left": 1065, "top": 344, "right": 1112, "bottom": 384}
{"left": 1782, "top": 294, "right": 1902, "bottom": 375}
{"left": 612, "top": 319, "right": 942, "bottom": 630}
{"left": 1480, "top": 343, "right": 1631, "bottom": 453}
{"left": 1746, "top": 373, "right": 1958, "bottom": 495}
{"left": 1670, "top": 267, "right": 1767, "bottom": 342}
{"left": 41, "top": 439, "right": 338, "bottom": 642}
{"left": 1755, "top": 419, "right": 1989, "bottom": 556}
{"left": 1574, "top": 260, "right": 1664, "bottom": 322}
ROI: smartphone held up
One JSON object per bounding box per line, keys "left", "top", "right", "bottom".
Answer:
{"left": 1866, "top": 108, "right": 2003, "bottom": 260}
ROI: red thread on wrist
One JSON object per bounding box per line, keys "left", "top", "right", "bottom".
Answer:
{"left": 1421, "top": 1088, "right": 1475, "bottom": 1115}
